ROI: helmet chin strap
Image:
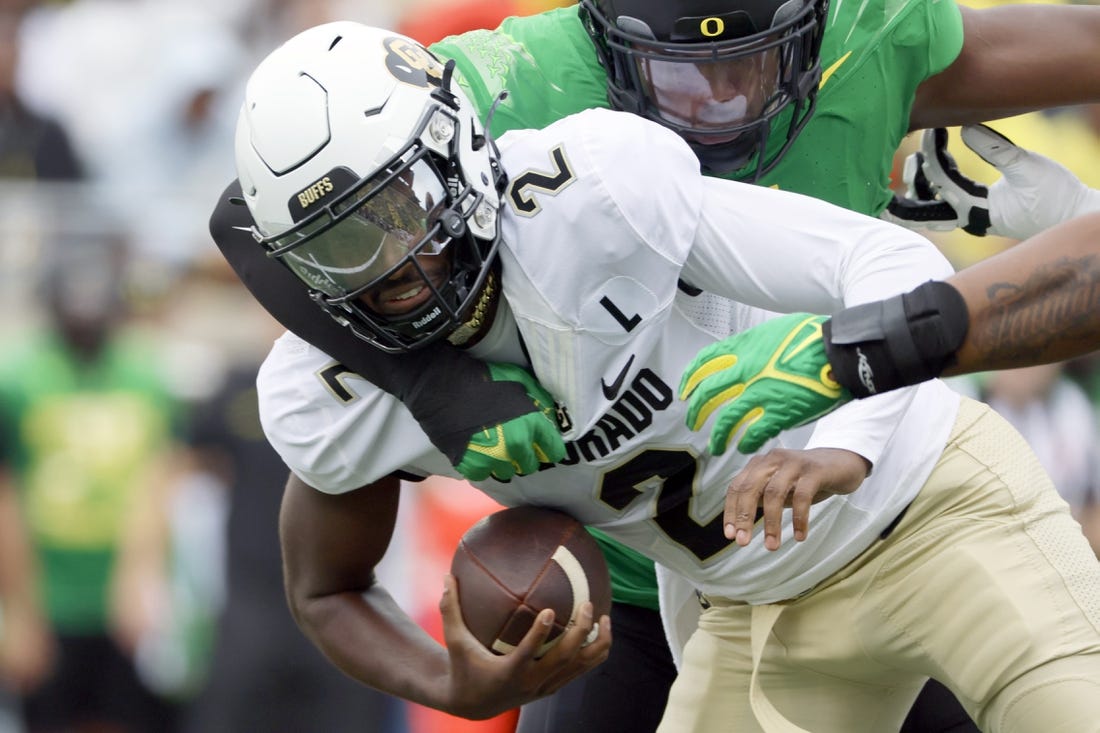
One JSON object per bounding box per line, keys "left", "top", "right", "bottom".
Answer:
{"left": 431, "top": 58, "right": 462, "bottom": 110}
{"left": 447, "top": 265, "right": 500, "bottom": 348}
{"left": 446, "top": 89, "right": 508, "bottom": 349}
{"left": 421, "top": 63, "right": 505, "bottom": 349}
{"left": 474, "top": 90, "right": 511, "bottom": 195}
{"left": 692, "top": 135, "right": 760, "bottom": 178}
{"left": 433, "top": 56, "right": 506, "bottom": 193}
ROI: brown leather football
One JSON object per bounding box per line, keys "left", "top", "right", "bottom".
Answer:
{"left": 450, "top": 505, "right": 612, "bottom": 656}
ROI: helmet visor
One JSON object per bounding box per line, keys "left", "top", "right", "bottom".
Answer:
{"left": 279, "top": 158, "right": 449, "bottom": 300}
{"left": 636, "top": 33, "right": 787, "bottom": 142}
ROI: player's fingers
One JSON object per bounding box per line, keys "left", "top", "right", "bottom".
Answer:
{"left": 510, "top": 607, "right": 556, "bottom": 663}
{"left": 918, "top": 127, "right": 938, "bottom": 164}
{"left": 681, "top": 371, "right": 719, "bottom": 430}
{"left": 507, "top": 445, "right": 539, "bottom": 476}
{"left": 760, "top": 464, "right": 798, "bottom": 551}
{"left": 692, "top": 379, "right": 744, "bottom": 434}
{"left": 681, "top": 357, "right": 741, "bottom": 427}
{"left": 533, "top": 420, "right": 567, "bottom": 464}
{"left": 904, "top": 150, "right": 935, "bottom": 201}
{"left": 583, "top": 613, "right": 612, "bottom": 661}
{"left": 915, "top": 131, "right": 941, "bottom": 194}
{"left": 440, "top": 574, "right": 486, "bottom": 654}
{"left": 925, "top": 128, "right": 955, "bottom": 175}
{"left": 960, "top": 124, "right": 1022, "bottom": 169}
{"left": 489, "top": 460, "right": 517, "bottom": 481}
{"left": 544, "top": 602, "right": 596, "bottom": 661}
{"left": 728, "top": 406, "right": 770, "bottom": 455}
{"left": 710, "top": 401, "right": 762, "bottom": 456}
{"left": 724, "top": 463, "right": 768, "bottom": 545}
{"left": 900, "top": 150, "right": 917, "bottom": 195}
{"left": 458, "top": 460, "right": 493, "bottom": 481}
{"left": 679, "top": 341, "right": 729, "bottom": 396}
{"left": 923, "top": 128, "right": 966, "bottom": 195}
{"left": 534, "top": 608, "right": 610, "bottom": 695}
{"left": 789, "top": 476, "right": 817, "bottom": 542}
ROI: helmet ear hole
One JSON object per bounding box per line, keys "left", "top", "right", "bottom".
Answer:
{"left": 439, "top": 210, "right": 466, "bottom": 239}
{"left": 614, "top": 16, "right": 655, "bottom": 38}
{"left": 773, "top": 0, "right": 807, "bottom": 27}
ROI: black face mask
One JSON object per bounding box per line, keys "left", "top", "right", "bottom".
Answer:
{"left": 582, "top": 0, "right": 829, "bottom": 178}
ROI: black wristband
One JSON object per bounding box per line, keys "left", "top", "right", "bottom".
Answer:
{"left": 822, "top": 281, "right": 969, "bottom": 398}
{"left": 210, "top": 179, "right": 535, "bottom": 463}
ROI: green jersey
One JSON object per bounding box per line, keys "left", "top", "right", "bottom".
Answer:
{"left": 0, "top": 333, "right": 178, "bottom": 633}
{"left": 432, "top": 0, "right": 964, "bottom": 609}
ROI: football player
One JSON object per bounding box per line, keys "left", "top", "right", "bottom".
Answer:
{"left": 234, "top": 23, "right": 1100, "bottom": 732}
{"left": 211, "top": 2, "right": 1100, "bottom": 729}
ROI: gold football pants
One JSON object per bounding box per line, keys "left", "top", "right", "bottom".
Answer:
{"left": 660, "top": 397, "right": 1100, "bottom": 733}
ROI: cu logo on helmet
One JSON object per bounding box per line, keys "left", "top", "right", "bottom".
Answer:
{"left": 383, "top": 36, "right": 443, "bottom": 88}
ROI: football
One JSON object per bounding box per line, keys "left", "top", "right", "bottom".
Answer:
{"left": 450, "top": 505, "right": 612, "bottom": 657}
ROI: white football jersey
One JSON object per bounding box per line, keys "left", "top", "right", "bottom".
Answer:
{"left": 258, "top": 108, "right": 962, "bottom": 604}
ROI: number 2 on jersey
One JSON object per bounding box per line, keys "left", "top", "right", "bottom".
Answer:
{"left": 506, "top": 144, "right": 576, "bottom": 217}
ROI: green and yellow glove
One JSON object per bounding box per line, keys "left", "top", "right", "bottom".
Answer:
{"left": 679, "top": 313, "right": 852, "bottom": 455}
{"left": 456, "top": 363, "right": 566, "bottom": 481}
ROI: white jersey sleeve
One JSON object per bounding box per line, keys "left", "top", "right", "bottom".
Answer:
{"left": 681, "top": 178, "right": 956, "bottom": 312}
{"left": 257, "top": 331, "right": 454, "bottom": 493}
{"left": 679, "top": 175, "right": 958, "bottom": 469}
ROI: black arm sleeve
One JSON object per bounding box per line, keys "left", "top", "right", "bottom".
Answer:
{"left": 822, "top": 280, "right": 969, "bottom": 398}
{"left": 209, "top": 179, "right": 536, "bottom": 464}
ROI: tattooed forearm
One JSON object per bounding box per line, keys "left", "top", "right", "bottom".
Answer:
{"left": 970, "top": 254, "right": 1100, "bottom": 369}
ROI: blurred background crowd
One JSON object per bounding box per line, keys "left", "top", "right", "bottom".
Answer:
{"left": 0, "top": 1, "right": 1096, "bottom": 732}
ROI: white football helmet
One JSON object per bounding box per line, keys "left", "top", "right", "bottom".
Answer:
{"left": 235, "top": 22, "right": 505, "bottom": 352}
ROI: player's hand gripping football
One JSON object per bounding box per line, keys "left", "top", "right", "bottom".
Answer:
{"left": 884, "top": 125, "right": 1100, "bottom": 239}
{"left": 455, "top": 363, "right": 566, "bottom": 481}
{"left": 679, "top": 313, "right": 851, "bottom": 455}
{"left": 437, "top": 574, "right": 610, "bottom": 719}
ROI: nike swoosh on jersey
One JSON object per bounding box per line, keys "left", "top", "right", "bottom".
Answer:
{"left": 601, "top": 354, "right": 635, "bottom": 401}
{"left": 820, "top": 51, "right": 852, "bottom": 88}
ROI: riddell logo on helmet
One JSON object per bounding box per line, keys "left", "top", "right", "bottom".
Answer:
{"left": 413, "top": 307, "right": 442, "bottom": 329}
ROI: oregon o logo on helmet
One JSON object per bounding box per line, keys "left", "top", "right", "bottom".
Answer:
{"left": 699, "top": 17, "right": 725, "bottom": 37}
{"left": 383, "top": 36, "right": 443, "bottom": 88}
